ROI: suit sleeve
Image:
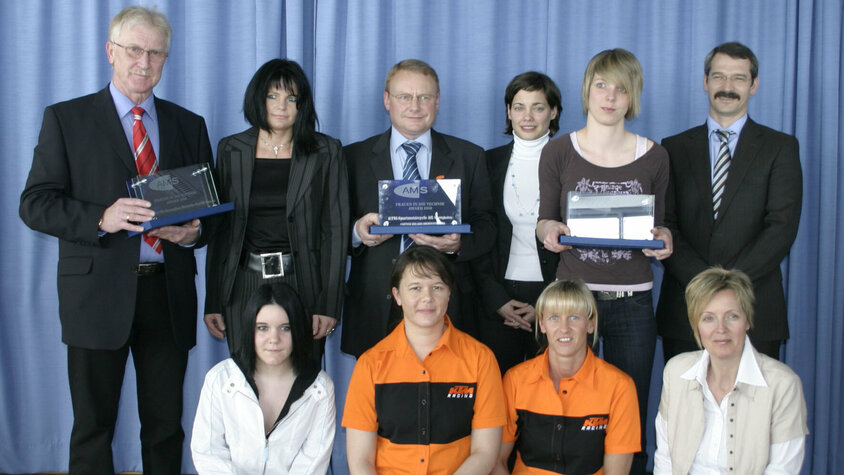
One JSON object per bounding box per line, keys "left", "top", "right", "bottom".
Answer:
{"left": 204, "top": 139, "right": 233, "bottom": 315}
{"left": 661, "top": 138, "right": 713, "bottom": 284}
{"left": 20, "top": 106, "right": 107, "bottom": 244}
{"left": 730, "top": 137, "right": 802, "bottom": 280}
{"left": 315, "top": 139, "right": 350, "bottom": 319}
{"left": 455, "top": 146, "right": 495, "bottom": 262}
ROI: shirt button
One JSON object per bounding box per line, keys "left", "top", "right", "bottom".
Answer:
{"left": 422, "top": 370, "right": 426, "bottom": 375}
{"left": 730, "top": 418, "right": 734, "bottom": 422}
{"left": 420, "top": 458, "right": 424, "bottom": 463}
{"left": 421, "top": 399, "right": 427, "bottom": 406}
{"left": 556, "top": 424, "right": 562, "bottom": 430}
{"left": 385, "top": 294, "right": 391, "bottom": 300}
{"left": 562, "top": 390, "right": 567, "bottom": 394}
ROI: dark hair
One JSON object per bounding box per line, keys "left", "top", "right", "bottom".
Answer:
{"left": 504, "top": 71, "right": 562, "bottom": 136}
{"left": 389, "top": 246, "right": 455, "bottom": 292}
{"left": 704, "top": 42, "right": 759, "bottom": 80}
{"left": 233, "top": 283, "right": 313, "bottom": 385}
{"left": 243, "top": 59, "right": 320, "bottom": 154}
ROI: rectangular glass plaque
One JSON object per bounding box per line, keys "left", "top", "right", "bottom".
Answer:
{"left": 125, "top": 163, "right": 234, "bottom": 235}
{"left": 370, "top": 179, "right": 471, "bottom": 234}
{"left": 561, "top": 192, "right": 664, "bottom": 249}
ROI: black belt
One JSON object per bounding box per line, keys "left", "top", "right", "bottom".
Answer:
{"left": 592, "top": 290, "right": 649, "bottom": 301}
{"left": 242, "top": 251, "right": 294, "bottom": 279}
{"left": 132, "top": 262, "right": 164, "bottom": 276}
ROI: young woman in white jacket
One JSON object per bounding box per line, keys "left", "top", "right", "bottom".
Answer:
{"left": 192, "top": 283, "right": 335, "bottom": 474}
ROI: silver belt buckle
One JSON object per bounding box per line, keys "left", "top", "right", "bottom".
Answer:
{"left": 259, "top": 252, "right": 284, "bottom": 279}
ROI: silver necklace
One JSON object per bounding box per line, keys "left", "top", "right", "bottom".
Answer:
{"left": 509, "top": 161, "right": 540, "bottom": 216}
{"left": 259, "top": 135, "right": 289, "bottom": 157}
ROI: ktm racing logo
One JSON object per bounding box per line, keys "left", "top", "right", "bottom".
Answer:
{"left": 447, "top": 385, "right": 475, "bottom": 399}
{"left": 581, "top": 416, "right": 609, "bottom": 431}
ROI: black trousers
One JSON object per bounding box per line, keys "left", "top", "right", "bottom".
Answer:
{"left": 478, "top": 279, "right": 545, "bottom": 374}
{"left": 67, "top": 273, "right": 188, "bottom": 475}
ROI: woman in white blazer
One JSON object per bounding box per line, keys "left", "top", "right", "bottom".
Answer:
{"left": 192, "top": 283, "right": 335, "bottom": 474}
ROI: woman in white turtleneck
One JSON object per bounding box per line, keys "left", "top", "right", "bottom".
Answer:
{"left": 473, "top": 72, "right": 562, "bottom": 374}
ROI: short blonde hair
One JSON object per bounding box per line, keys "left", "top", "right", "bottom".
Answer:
{"left": 685, "top": 267, "right": 755, "bottom": 347}
{"left": 384, "top": 59, "right": 439, "bottom": 92}
{"left": 535, "top": 279, "right": 599, "bottom": 348}
{"left": 581, "top": 48, "right": 643, "bottom": 120}
{"left": 109, "top": 6, "right": 172, "bottom": 52}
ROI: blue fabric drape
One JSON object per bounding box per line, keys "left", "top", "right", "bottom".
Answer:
{"left": 1, "top": 1, "right": 840, "bottom": 473}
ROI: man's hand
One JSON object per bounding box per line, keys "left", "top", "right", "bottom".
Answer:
{"left": 203, "top": 313, "right": 226, "bottom": 339}
{"left": 148, "top": 219, "right": 201, "bottom": 245}
{"left": 497, "top": 300, "right": 535, "bottom": 331}
{"left": 356, "top": 212, "right": 393, "bottom": 247}
{"left": 643, "top": 226, "right": 674, "bottom": 260}
{"left": 407, "top": 233, "right": 461, "bottom": 253}
{"left": 312, "top": 314, "right": 338, "bottom": 339}
{"left": 537, "top": 219, "right": 572, "bottom": 253}
{"left": 99, "top": 197, "right": 154, "bottom": 234}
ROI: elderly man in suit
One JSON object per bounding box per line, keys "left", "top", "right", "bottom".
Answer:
{"left": 19, "top": 6, "right": 212, "bottom": 474}
{"left": 657, "top": 42, "right": 802, "bottom": 361}
{"left": 341, "top": 59, "right": 495, "bottom": 357}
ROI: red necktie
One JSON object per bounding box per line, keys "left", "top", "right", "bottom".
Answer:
{"left": 131, "top": 106, "right": 162, "bottom": 253}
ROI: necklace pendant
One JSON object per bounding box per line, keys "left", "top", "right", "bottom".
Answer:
{"left": 273, "top": 146, "right": 280, "bottom": 156}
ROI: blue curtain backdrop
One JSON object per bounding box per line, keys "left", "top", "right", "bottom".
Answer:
{"left": 1, "top": 1, "right": 841, "bottom": 473}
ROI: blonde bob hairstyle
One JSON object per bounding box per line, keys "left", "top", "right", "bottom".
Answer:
{"left": 685, "top": 267, "right": 755, "bottom": 348}
{"left": 535, "top": 279, "right": 599, "bottom": 349}
{"left": 581, "top": 48, "right": 643, "bottom": 120}
{"left": 384, "top": 58, "right": 440, "bottom": 93}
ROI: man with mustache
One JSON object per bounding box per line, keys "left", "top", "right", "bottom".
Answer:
{"left": 20, "top": 6, "right": 211, "bottom": 473}
{"left": 656, "top": 42, "right": 802, "bottom": 361}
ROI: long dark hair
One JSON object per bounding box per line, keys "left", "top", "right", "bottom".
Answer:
{"left": 232, "top": 283, "right": 313, "bottom": 385}
{"left": 243, "top": 59, "right": 320, "bottom": 154}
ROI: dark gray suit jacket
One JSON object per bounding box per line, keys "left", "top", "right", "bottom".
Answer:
{"left": 472, "top": 142, "right": 558, "bottom": 316}
{"left": 657, "top": 118, "right": 802, "bottom": 341}
{"left": 204, "top": 127, "right": 349, "bottom": 320}
{"left": 342, "top": 129, "right": 495, "bottom": 357}
{"left": 20, "top": 86, "right": 213, "bottom": 350}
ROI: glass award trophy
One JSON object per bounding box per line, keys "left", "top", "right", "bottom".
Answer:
{"left": 559, "top": 192, "right": 664, "bottom": 249}
{"left": 125, "top": 163, "right": 234, "bottom": 236}
{"left": 370, "top": 179, "right": 471, "bottom": 234}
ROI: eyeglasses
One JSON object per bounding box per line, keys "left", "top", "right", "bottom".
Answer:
{"left": 708, "top": 73, "right": 750, "bottom": 86}
{"left": 111, "top": 41, "right": 168, "bottom": 62}
{"left": 388, "top": 92, "right": 437, "bottom": 105}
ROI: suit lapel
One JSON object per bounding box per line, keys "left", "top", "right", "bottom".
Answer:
{"left": 488, "top": 142, "right": 513, "bottom": 193}
{"left": 154, "top": 98, "right": 179, "bottom": 170}
{"left": 287, "top": 138, "right": 318, "bottom": 216}
{"left": 230, "top": 129, "right": 258, "bottom": 210}
{"left": 93, "top": 88, "right": 136, "bottom": 175}
{"left": 719, "top": 119, "right": 761, "bottom": 218}
{"left": 368, "top": 130, "right": 393, "bottom": 180}
{"left": 429, "top": 130, "right": 454, "bottom": 179}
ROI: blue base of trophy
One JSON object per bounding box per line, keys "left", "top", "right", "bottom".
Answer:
{"left": 370, "top": 224, "right": 472, "bottom": 235}
{"left": 559, "top": 235, "right": 665, "bottom": 249}
{"left": 127, "top": 202, "right": 235, "bottom": 237}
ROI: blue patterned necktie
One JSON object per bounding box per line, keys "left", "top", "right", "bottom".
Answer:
{"left": 401, "top": 141, "right": 422, "bottom": 250}
{"left": 712, "top": 130, "right": 732, "bottom": 220}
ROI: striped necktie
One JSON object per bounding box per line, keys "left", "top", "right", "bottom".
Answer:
{"left": 401, "top": 141, "right": 422, "bottom": 250}
{"left": 712, "top": 129, "right": 732, "bottom": 221}
{"left": 131, "top": 106, "right": 162, "bottom": 254}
